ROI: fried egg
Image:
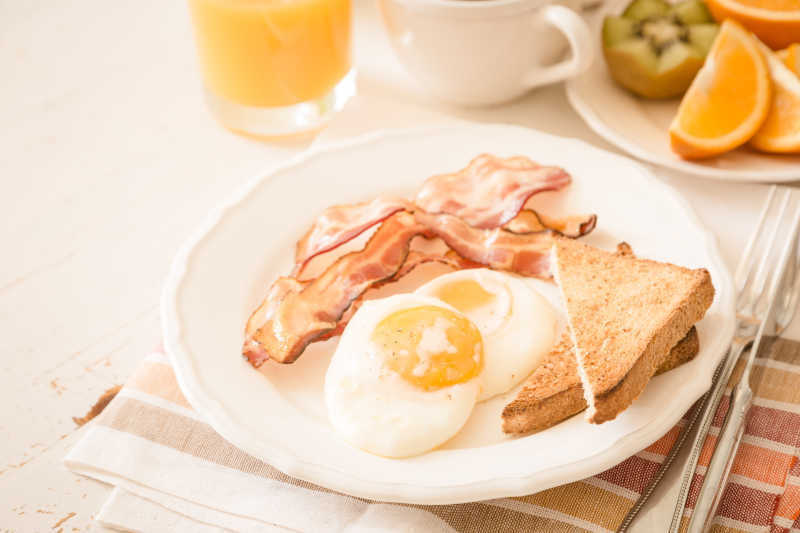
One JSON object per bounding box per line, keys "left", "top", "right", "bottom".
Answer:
{"left": 416, "top": 269, "right": 557, "bottom": 401}
{"left": 324, "top": 294, "right": 483, "bottom": 458}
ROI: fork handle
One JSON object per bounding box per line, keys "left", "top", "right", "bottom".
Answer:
{"left": 668, "top": 340, "right": 748, "bottom": 532}
{"left": 686, "top": 381, "right": 753, "bottom": 533}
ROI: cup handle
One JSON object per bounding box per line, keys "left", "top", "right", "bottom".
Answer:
{"left": 525, "top": 5, "right": 594, "bottom": 89}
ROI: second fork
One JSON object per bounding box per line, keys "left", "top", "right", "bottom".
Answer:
{"left": 669, "top": 186, "right": 800, "bottom": 533}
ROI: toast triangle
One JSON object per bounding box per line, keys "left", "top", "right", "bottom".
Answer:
{"left": 501, "top": 327, "right": 699, "bottom": 434}
{"left": 552, "top": 237, "right": 714, "bottom": 423}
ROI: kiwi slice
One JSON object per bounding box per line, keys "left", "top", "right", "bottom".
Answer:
{"left": 658, "top": 41, "right": 704, "bottom": 72}
{"left": 602, "top": 16, "right": 638, "bottom": 47}
{"left": 672, "top": 0, "right": 713, "bottom": 25}
{"left": 687, "top": 24, "right": 719, "bottom": 55}
{"left": 622, "top": 0, "right": 670, "bottom": 21}
{"left": 601, "top": 0, "right": 719, "bottom": 99}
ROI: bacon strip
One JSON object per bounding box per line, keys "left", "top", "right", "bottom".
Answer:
{"left": 293, "top": 196, "right": 410, "bottom": 276}
{"left": 504, "top": 210, "right": 597, "bottom": 237}
{"left": 244, "top": 156, "right": 595, "bottom": 366}
{"left": 246, "top": 214, "right": 562, "bottom": 364}
{"left": 243, "top": 277, "right": 307, "bottom": 367}
{"left": 392, "top": 249, "right": 482, "bottom": 280}
{"left": 291, "top": 155, "right": 571, "bottom": 275}
{"left": 316, "top": 250, "right": 480, "bottom": 341}
{"left": 415, "top": 211, "right": 555, "bottom": 278}
{"left": 415, "top": 154, "right": 571, "bottom": 229}
{"left": 244, "top": 212, "right": 429, "bottom": 365}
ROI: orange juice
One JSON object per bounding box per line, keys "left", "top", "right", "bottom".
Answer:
{"left": 188, "top": 0, "right": 352, "bottom": 108}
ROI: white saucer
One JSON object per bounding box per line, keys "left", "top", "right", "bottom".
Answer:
{"left": 566, "top": 0, "right": 800, "bottom": 183}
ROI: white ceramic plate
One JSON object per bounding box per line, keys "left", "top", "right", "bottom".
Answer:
{"left": 162, "top": 124, "right": 735, "bottom": 504}
{"left": 566, "top": 0, "right": 800, "bottom": 182}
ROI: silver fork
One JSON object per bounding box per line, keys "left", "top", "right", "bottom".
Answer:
{"left": 618, "top": 187, "right": 800, "bottom": 533}
{"left": 674, "top": 187, "right": 800, "bottom": 533}
{"left": 617, "top": 187, "right": 798, "bottom": 533}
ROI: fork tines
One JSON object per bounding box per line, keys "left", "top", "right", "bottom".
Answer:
{"left": 735, "top": 186, "right": 800, "bottom": 318}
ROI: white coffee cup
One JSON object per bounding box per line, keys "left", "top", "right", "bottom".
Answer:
{"left": 379, "top": 0, "right": 594, "bottom": 106}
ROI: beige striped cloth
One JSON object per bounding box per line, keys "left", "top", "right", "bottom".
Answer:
{"left": 65, "top": 337, "right": 800, "bottom": 532}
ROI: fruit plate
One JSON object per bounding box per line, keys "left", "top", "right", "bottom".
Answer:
{"left": 162, "top": 124, "right": 735, "bottom": 504}
{"left": 566, "top": 0, "right": 800, "bottom": 182}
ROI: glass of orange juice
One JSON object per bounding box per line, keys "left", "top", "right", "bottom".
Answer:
{"left": 188, "top": 0, "right": 354, "bottom": 137}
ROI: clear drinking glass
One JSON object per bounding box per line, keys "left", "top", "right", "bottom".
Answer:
{"left": 188, "top": 0, "right": 355, "bottom": 138}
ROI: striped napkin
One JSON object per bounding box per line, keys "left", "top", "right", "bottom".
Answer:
{"left": 65, "top": 337, "right": 800, "bottom": 533}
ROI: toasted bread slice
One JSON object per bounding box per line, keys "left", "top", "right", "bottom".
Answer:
{"left": 552, "top": 237, "right": 714, "bottom": 423}
{"left": 501, "top": 327, "right": 699, "bottom": 434}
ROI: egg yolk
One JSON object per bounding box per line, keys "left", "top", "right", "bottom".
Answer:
{"left": 433, "top": 279, "right": 495, "bottom": 312}
{"left": 371, "top": 305, "right": 483, "bottom": 391}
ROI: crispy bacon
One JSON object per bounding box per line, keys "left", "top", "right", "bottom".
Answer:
{"left": 243, "top": 277, "right": 307, "bottom": 367}
{"left": 246, "top": 216, "right": 561, "bottom": 364}
{"left": 414, "top": 211, "right": 555, "bottom": 278}
{"left": 317, "top": 250, "right": 480, "bottom": 341}
{"left": 244, "top": 212, "right": 429, "bottom": 365}
{"left": 243, "top": 155, "right": 597, "bottom": 366}
{"left": 293, "top": 196, "right": 410, "bottom": 276}
{"left": 290, "top": 155, "right": 570, "bottom": 275}
{"left": 246, "top": 214, "right": 569, "bottom": 364}
{"left": 415, "top": 154, "right": 571, "bottom": 229}
{"left": 504, "top": 210, "right": 597, "bottom": 237}
{"left": 392, "top": 249, "right": 481, "bottom": 280}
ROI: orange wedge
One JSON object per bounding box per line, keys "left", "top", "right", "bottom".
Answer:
{"left": 751, "top": 42, "right": 800, "bottom": 153}
{"left": 777, "top": 43, "right": 800, "bottom": 75}
{"left": 669, "top": 20, "right": 771, "bottom": 160}
{"left": 706, "top": 0, "right": 800, "bottom": 50}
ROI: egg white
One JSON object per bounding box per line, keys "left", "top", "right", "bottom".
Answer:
{"left": 416, "top": 269, "right": 558, "bottom": 401}
{"left": 324, "top": 294, "right": 481, "bottom": 458}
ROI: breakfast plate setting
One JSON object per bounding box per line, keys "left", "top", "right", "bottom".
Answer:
{"left": 15, "top": 0, "right": 800, "bottom": 530}
{"left": 162, "top": 124, "right": 735, "bottom": 504}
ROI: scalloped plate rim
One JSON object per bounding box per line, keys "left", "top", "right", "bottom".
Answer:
{"left": 161, "top": 124, "right": 735, "bottom": 504}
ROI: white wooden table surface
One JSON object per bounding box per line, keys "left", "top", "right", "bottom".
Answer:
{"left": 1, "top": 1, "right": 797, "bottom": 532}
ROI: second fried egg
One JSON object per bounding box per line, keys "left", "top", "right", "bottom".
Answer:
{"left": 416, "top": 269, "right": 557, "bottom": 401}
